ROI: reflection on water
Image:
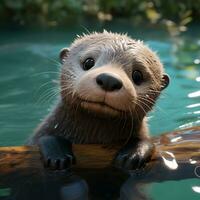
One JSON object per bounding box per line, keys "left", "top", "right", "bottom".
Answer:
{"left": 188, "top": 90, "right": 200, "bottom": 98}
{"left": 0, "top": 23, "right": 199, "bottom": 200}
{"left": 192, "top": 186, "right": 200, "bottom": 194}
{"left": 160, "top": 151, "right": 178, "bottom": 170}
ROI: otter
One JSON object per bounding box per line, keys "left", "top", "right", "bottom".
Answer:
{"left": 30, "top": 31, "right": 169, "bottom": 171}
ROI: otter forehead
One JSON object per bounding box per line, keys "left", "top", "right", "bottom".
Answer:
{"left": 71, "top": 31, "right": 134, "bottom": 51}
{"left": 68, "top": 31, "right": 164, "bottom": 79}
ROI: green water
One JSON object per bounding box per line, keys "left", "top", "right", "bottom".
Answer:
{"left": 0, "top": 23, "right": 199, "bottom": 199}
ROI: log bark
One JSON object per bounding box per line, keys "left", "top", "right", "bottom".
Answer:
{"left": 0, "top": 126, "right": 200, "bottom": 199}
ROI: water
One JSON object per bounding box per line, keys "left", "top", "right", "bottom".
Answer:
{"left": 0, "top": 23, "right": 199, "bottom": 199}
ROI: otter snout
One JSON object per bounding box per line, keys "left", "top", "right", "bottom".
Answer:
{"left": 72, "top": 65, "right": 137, "bottom": 116}
{"left": 96, "top": 73, "right": 123, "bottom": 92}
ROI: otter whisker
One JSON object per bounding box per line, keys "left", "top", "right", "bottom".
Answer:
{"left": 147, "top": 89, "right": 168, "bottom": 97}
{"left": 137, "top": 98, "right": 153, "bottom": 112}
{"left": 48, "top": 57, "right": 61, "bottom": 64}
{"left": 35, "top": 87, "right": 59, "bottom": 104}
{"left": 139, "top": 94, "right": 161, "bottom": 107}
{"left": 132, "top": 103, "right": 140, "bottom": 124}
{"left": 37, "top": 88, "right": 61, "bottom": 105}
{"left": 34, "top": 85, "right": 59, "bottom": 101}
{"left": 138, "top": 96, "right": 168, "bottom": 116}
{"left": 131, "top": 97, "right": 148, "bottom": 116}
{"left": 32, "top": 71, "right": 61, "bottom": 77}
{"left": 39, "top": 82, "right": 75, "bottom": 102}
{"left": 35, "top": 81, "right": 59, "bottom": 95}
{"left": 138, "top": 96, "right": 155, "bottom": 105}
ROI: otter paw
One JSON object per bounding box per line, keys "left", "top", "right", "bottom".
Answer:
{"left": 38, "top": 136, "right": 76, "bottom": 170}
{"left": 114, "top": 150, "right": 150, "bottom": 170}
{"left": 114, "top": 140, "right": 154, "bottom": 171}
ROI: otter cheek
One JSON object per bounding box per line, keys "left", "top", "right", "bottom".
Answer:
{"left": 60, "top": 72, "right": 76, "bottom": 100}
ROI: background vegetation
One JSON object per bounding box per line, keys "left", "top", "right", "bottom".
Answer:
{"left": 1, "top": 0, "right": 200, "bottom": 33}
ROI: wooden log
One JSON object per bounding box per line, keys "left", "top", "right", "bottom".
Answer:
{"left": 0, "top": 126, "right": 200, "bottom": 199}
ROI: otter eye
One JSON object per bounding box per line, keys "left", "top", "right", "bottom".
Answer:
{"left": 132, "top": 70, "right": 143, "bottom": 85}
{"left": 82, "top": 58, "right": 95, "bottom": 70}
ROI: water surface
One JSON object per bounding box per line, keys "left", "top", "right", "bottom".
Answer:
{"left": 0, "top": 23, "right": 199, "bottom": 199}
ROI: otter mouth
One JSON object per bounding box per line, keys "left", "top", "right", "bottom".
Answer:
{"left": 79, "top": 98, "right": 123, "bottom": 115}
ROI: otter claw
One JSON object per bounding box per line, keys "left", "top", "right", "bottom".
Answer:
{"left": 65, "top": 154, "right": 76, "bottom": 165}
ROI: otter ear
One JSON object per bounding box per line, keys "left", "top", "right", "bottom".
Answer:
{"left": 59, "top": 48, "right": 69, "bottom": 64}
{"left": 161, "top": 74, "right": 170, "bottom": 90}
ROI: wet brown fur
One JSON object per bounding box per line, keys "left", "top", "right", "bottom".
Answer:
{"left": 30, "top": 31, "right": 166, "bottom": 145}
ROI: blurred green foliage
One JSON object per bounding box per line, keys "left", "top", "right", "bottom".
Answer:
{"left": 0, "top": 0, "right": 200, "bottom": 33}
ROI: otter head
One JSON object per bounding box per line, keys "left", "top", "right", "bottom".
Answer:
{"left": 60, "top": 31, "right": 169, "bottom": 120}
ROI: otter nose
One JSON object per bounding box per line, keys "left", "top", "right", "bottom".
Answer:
{"left": 96, "top": 73, "right": 123, "bottom": 91}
